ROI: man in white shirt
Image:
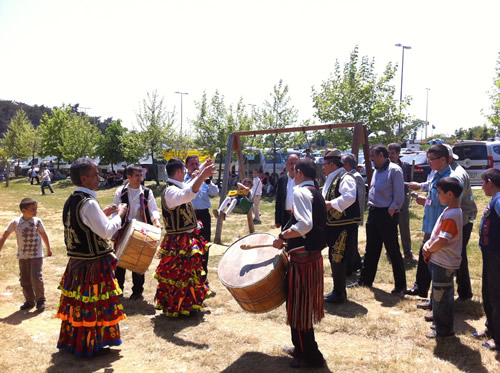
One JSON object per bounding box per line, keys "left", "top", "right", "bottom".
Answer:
{"left": 113, "top": 165, "right": 161, "bottom": 300}
{"left": 322, "top": 149, "right": 360, "bottom": 304}
{"left": 40, "top": 166, "right": 54, "bottom": 195}
{"left": 252, "top": 169, "right": 263, "bottom": 224}
{"left": 154, "top": 158, "right": 216, "bottom": 316}
{"left": 275, "top": 154, "right": 299, "bottom": 230}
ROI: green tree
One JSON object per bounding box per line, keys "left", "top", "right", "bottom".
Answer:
{"left": 312, "top": 46, "right": 409, "bottom": 148}
{"left": 136, "top": 90, "right": 174, "bottom": 184}
{"left": 121, "top": 130, "right": 146, "bottom": 165}
{"left": 39, "top": 107, "right": 72, "bottom": 168}
{"left": 96, "top": 120, "right": 128, "bottom": 171}
{"left": 60, "top": 114, "right": 102, "bottom": 160}
{"left": 1, "top": 109, "right": 33, "bottom": 171}
{"left": 485, "top": 52, "right": 500, "bottom": 130}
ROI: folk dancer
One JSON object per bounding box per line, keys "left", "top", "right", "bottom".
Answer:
{"left": 56, "top": 158, "right": 127, "bottom": 357}
{"left": 154, "top": 158, "right": 216, "bottom": 316}
{"left": 322, "top": 149, "right": 360, "bottom": 304}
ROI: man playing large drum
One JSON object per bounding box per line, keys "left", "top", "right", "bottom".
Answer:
{"left": 114, "top": 165, "right": 161, "bottom": 300}
{"left": 273, "top": 158, "right": 327, "bottom": 369}
{"left": 154, "top": 158, "right": 216, "bottom": 316}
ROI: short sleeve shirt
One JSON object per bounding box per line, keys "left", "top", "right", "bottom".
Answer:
{"left": 429, "top": 207, "right": 463, "bottom": 269}
{"left": 5, "top": 216, "right": 46, "bottom": 259}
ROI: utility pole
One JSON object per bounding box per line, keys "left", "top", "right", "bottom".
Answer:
{"left": 174, "top": 91, "right": 189, "bottom": 133}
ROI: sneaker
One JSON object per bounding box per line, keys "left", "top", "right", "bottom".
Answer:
{"left": 20, "top": 302, "right": 35, "bottom": 310}
{"left": 36, "top": 300, "right": 46, "bottom": 311}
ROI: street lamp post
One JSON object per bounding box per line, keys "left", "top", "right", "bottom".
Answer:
{"left": 425, "top": 88, "right": 430, "bottom": 139}
{"left": 174, "top": 91, "right": 189, "bottom": 133}
{"left": 395, "top": 43, "right": 411, "bottom": 138}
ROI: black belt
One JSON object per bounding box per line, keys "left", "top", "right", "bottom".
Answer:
{"left": 368, "top": 206, "right": 388, "bottom": 210}
{"left": 285, "top": 210, "right": 292, "bottom": 214}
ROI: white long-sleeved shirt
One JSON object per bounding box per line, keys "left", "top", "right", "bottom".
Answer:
{"left": 289, "top": 180, "right": 315, "bottom": 238}
{"left": 323, "top": 168, "right": 356, "bottom": 213}
{"left": 113, "top": 184, "right": 160, "bottom": 223}
{"left": 76, "top": 186, "right": 122, "bottom": 239}
{"left": 163, "top": 178, "right": 197, "bottom": 209}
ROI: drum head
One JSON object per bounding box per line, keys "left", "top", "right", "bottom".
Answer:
{"left": 218, "top": 232, "right": 282, "bottom": 288}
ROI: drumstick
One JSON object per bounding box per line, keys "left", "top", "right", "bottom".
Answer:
{"left": 240, "top": 243, "right": 287, "bottom": 250}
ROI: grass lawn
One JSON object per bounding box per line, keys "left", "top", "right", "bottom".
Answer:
{"left": 0, "top": 177, "right": 498, "bottom": 372}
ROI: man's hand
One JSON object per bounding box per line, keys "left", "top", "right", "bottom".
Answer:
{"left": 153, "top": 219, "right": 162, "bottom": 229}
{"left": 275, "top": 224, "right": 281, "bottom": 229}
{"left": 416, "top": 195, "right": 426, "bottom": 206}
{"left": 407, "top": 182, "right": 421, "bottom": 191}
{"left": 422, "top": 247, "right": 431, "bottom": 263}
{"left": 388, "top": 208, "right": 396, "bottom": 217}
{"left": 103, "top": 204, "right": 117, "bottom": 216}
{"left": 325, "top": 202, "right": 333, "bottom": 212}
{"left": 117, "top": 203, "right": 128, "bottom": 219}
{"left": 272, "top": 238, "right": 284, "bottom": 249}
{"left": 200, "top": 163, "right": 216, "bottom": 179}
{"left": 47, "top": 248, "right": 53, "bottom": 257}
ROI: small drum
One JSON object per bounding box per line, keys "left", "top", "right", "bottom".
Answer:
{"left": 218, "top": 232, "right": 289, "bottom": 313}
{"left": 115, "top": 219, "right": 161, "bottom": 275}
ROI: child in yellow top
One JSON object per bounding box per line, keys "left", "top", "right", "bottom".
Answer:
{"left": 213, "top": 178, "right": 253, "bottom": 220}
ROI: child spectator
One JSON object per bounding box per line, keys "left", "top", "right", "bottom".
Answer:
{"left": 423, "top": 177, "right": 463, "bottom": 338}
{"left": 252, "top": 169, "right": 263, "bottom": 224}
{"left": 476, "top": 168, "right": 500, "bottom": 350}
{"left": 213, "top": 179, "right": 253, "bottom": 220}
{"left": 0, "top": 198, "right": 52, "bottom": 311}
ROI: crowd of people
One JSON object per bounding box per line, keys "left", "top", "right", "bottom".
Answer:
{"left": 0, "top": 145, "right": 499, "bottom": 367}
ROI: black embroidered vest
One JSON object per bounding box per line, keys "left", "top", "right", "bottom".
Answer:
{"left": 62, "top": 191, "right": 113, "bottom": 259}
{"left": 161, "top": 182, "right": 197, "bottom": 234}
{"left": 324, "top": 170, "right": 361, "bottom": 226}
{"left": 286, "top": 185, "right": 327, "bottom": 252}
{"left": 119, "top": 184, "right": 152, "bottom": 225}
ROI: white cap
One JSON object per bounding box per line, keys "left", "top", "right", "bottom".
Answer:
{"left": 444, "top": 144, "right": 459, "bottom": 160}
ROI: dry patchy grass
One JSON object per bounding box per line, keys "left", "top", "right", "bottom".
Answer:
{"left": 0, "top": 178, "right": 499, "bottom": 372}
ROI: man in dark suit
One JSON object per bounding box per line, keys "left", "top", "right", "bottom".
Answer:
{"left": 275, "top": 154, "right": 299, "bottom": 230}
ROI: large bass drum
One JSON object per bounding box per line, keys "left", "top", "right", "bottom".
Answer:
{"left": 218, "top": 232, "right": 289, "bottom": 313}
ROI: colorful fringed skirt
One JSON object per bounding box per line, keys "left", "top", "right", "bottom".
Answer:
{"left": 287, "top": 250, "right": 324, "bottom": 331}
{"left": 55, "top": 254, "right": 126, "bottom": 357}
{"left": 154, "top": 232, "right": 210, "bottom": 317}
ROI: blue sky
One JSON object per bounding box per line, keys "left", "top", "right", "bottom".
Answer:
{"left": 1, "top": 0, "right": 499, "bottom": 138}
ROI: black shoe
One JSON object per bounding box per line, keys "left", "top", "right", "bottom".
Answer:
{"left": 324, "top": 292, "right": 346, "bottom": 304}
{"left": 20, "top": 302, "right": 35, "bottom": 311}
{"left": 417, "top": 301, "right": 432, "bottom": 310}
{"left": 348, "top": 280, "right": 371, "bottom": 289}
{"left": 403, "top": 287, "right": 427, "bottom": 297}
{"left": 391, "top": 287, "right": 405, "bottom": 294}
{"left": 36, "top": 300, "right": 46, "bottom": 311}
{"left": 130, "top": 293, "right": 144, "bottom": 301}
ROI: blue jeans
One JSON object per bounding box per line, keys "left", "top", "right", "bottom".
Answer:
{"left": 41, "top": 180, "right": 54, "bottom": 194}
{"left": 429, "top": 262, "right": 456, "bottom": 335}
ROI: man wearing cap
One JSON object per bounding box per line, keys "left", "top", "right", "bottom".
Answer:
{"left": 275, "top": 154, "right": 299, "bottom": 230}
{"left": 341, "top": 153, "right": 365, "bottom": 274}
{"left": 353, "top": 145, "right": 406, "bottom": 293}
{"left": 322, "top": 149, "right": 360, "bottom": 303}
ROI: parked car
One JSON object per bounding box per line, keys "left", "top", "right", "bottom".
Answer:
{"left": 400, "top": 152, "right": 432, "bottom": 183}
{"left": 452, "top": 140, "right": 500, "bottom": 185}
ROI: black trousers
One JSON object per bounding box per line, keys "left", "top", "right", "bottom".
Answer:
{"left": 291, "top": 327, "right": 324, "bottom": 364}
{"left": 346, "top": 225, "right": 362, "bottom": 273}
{"left": 360, "top": 208, "right": 406, "bottom": 290}
{"left": 115, "top": 266, "right": 145, "bottom": 295}
{"left": 195, "top": 209, "right": 212, "bottom": 281}
{"left": 414, "top": 222, "right": 473, "bottom": 298}
{"left": 482, "top": 250, "right": 500, "bottom": 345}
{"left": 327, "top": 224, "right": 357, "bottom": 298}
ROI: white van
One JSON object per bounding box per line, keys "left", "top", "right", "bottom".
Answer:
{"left": 452, "top": 140, "right": 500, "bottom": 185}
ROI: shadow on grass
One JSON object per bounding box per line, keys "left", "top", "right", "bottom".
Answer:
{"left": 371, "top": 287, "right": 406, "bottom": 308}
{"left": 455, "top": 299, "right": 484, "bottom": 321}
{"left": 221, "top": 351, "right": 332, "bottom": 373}
{"left": 0, "top": 309, "right": 40, "bottom": 325}
{"left": 433, "top": 335, "right": 488, "bottom": 373}
{"left": 324, "top": 300, "right": 368, "bottom": 318}
{"left": 51, "top": 179, "right": 75, "bottom": 189}
{"left": 47, "top": 347, "right": 122, "bottom": 372}
{"left": 120, "top": 297, "right": 156, "bottom": 316}
{"left": 151, "top": 310, "right": 209, "bottom": 349}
